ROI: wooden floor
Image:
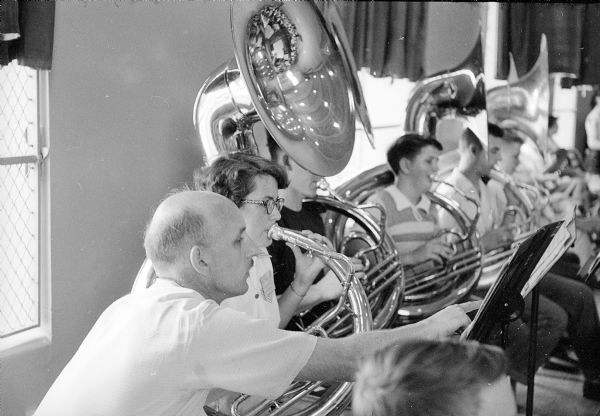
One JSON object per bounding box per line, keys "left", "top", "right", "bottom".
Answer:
{"left": 515, "top": 369, "right": 598, "bottom": 416}
{"left": 512, "top": 289, "right": 600, "bottom": 416}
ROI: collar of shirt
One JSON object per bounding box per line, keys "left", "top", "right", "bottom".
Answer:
{"left": 447, "top": 169, "right": 481, "bottom": 202}
{"left": 447, "top": 169, "right": 498, "bottom": 234}
{"left": 384, "top": 185, "right": 431, "bottom": 221}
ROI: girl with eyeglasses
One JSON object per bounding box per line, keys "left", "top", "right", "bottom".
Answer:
{"left": 195, "top": 152, "right": 334, "bottom": 329}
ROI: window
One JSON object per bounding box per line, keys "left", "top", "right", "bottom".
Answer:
{"left": 0, "top": 60, "right": 50, "bottom": 355}
{"left": 329, "top": 71, "right": 414, "bottom": 188}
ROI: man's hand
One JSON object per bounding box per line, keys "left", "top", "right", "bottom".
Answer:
{"left": 408, "top": 236, "right": 454, "bottom": 265}
{"left": 422, "top": 301, "right": 481, "bottom": 339}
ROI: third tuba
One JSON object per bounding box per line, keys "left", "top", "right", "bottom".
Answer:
{"left": 334, "top": 35, "right": 490, "bottom": 322}
{"left": 480, "top": 36, "right": 550, "bottom": 288}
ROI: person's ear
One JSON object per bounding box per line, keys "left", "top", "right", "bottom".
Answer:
{"left": 469, "top": 144, "right": 480, "bottom": 157}
{"left": 190, "top": 245, "right": 208, "bottom": 274}
{"left": 398, "top": 157, "right": 411, "bottom": 175}
{"left": 281, "top": 153, "right": 292, "bottom": 169}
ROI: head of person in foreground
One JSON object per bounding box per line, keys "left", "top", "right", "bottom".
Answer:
{"left": 352, "top": 338, "right": 516, "bottom": 416}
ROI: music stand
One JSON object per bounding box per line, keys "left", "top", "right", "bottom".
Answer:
{"left": 461, "top": 212, "right": 576, "bottom": 416}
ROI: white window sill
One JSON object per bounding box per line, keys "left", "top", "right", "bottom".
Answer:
{"left": 0, "top": 326, "right": 51, "bottom": 358}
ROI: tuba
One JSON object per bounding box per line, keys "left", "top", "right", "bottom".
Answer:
{"left": 312, "top": 178, "right": 404, "bottom": 330}
{"left": 178, "top": 2, "right": 386, "bottom": 415}
{"left": 192, "top": 0, "right": 405, "bottom": 333}
{"left": 487, "top": 35, "right": 550, "bottom": 159}
{"left": 476, "top": 169, "right": 541, "bottom": 289}
{"left": 321, "top": 164, "right": 482, "bottom": 323}
{"left": 330, "top": 35, "right": 489, "bottom": 322}
{"left": 131, "top": 225, "right": 372, "bottom": 416}
{"left": 194, "top": 2, "right": 374, "bottom": 175}
{"left": 228, "top": 225, "right": 371, "bottom": 416}
{"left": 405, "top": 34, "right": 488, "bottom": 151}
{"left": 311, "top": 36, "right": 490, "bottom": 325}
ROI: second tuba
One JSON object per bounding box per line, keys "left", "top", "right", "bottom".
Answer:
{"left": 322, "top": 164, "right": 482, "bottom": 323}
{"left": 190, "top": 2, "right": 391, "bottom": 415}
{"left": 339, "top": 35, "right": 490, "bottom": 321}
{"left": 193, "top": 0, "right": 405, "bottom": 331}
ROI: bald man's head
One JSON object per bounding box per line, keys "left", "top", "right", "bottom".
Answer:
{"left": 143, "top": 191, "right": 237, "bottom": 272}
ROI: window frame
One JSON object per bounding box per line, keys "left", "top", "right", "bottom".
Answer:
{"left": 0, "top": 68, "right": 51, "bottom": 357}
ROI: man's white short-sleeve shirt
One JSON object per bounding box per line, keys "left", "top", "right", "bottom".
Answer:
{"left": 34, "top": 279, "right": 316, "bottom": 416}
{"left": 221, "top": 248, "right": 280, "bottom": 327}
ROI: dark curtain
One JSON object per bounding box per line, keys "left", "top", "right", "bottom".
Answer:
{"left": 335, "top": 1, "right": 427, "bottom": 81}
{"left": 498, "top": 3, "right": 600, "bottom": 85}
{"left": 0, "top": 0, "right": 55, "bottom": 70}
{"left": 580, "top": 4, "right": 600, "bottom": 85}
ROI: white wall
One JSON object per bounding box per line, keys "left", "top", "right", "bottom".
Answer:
{"left": 330, "top": 3, "right": 483, "bottom": 187}
{"left": 3, "top": 2, "right": 231, "bottom": 415}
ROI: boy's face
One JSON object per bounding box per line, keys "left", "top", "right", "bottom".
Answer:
{"left": 287, "top": 158, "right": 322, "bottom": 198}
{"left": 475, "top": 134, "right": 502, "bottom": 176}
{"left": 403, "top": 145, "right": 440, "bottom": 195}
{"left": 499, "top": 141, "right": 522, "bottom": 175}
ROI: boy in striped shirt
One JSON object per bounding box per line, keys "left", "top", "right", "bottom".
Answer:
{"left": 366, "top": 134, "right": 453, "bottom": 266}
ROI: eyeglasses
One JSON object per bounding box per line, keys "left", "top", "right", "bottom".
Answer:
{"left": 240, "top": 198, "right": 285, "bottom": 215}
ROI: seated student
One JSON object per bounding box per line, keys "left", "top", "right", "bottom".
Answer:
{"left": 194, "top": 152, "right": 330, "bottom": 328}
{"left": 366, "top": 133, "right": 565, "bottom": 388}
{"left": 266, "top": 135, "right": 347, "bottom": 319}
{"left": 364, "top": 133, "right": 453, "bottom": 266}
{"left": 496, "top": 129, "right": 598, "bottom": 277}
{"left": 33, "top": 190, "right": 476, "bottom": 416}
{"left": 511, "top": 115, "right": 590, "bottom": 211}
{"left": 436, "top": 123, "right": 600, "bottom": 400}
{"left": 352, "top": 339, "right": 515, "bottom": 416}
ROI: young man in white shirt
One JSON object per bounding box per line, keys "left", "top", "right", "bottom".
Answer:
{"left": 436, "top": 123, "right": 600, "bottom": 400}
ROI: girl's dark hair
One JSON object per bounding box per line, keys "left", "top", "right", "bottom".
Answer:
{"left": 194, "top": 152, "right": 289, "bottom": 207}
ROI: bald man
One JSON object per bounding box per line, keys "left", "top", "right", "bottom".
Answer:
{"left": 34, "top": 191, "right": 476, "bottom": 416}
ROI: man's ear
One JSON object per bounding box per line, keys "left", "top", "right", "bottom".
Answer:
{"left": 469, "top": 144, "right": 480, "bottom": 157}
{"left": 190, "top": 245, "right": 208, "bottom": 274}
{"left": 280, "top": 153, "right": 292, "bottom": 169}
{"left": 398, "top": 157, "right": 412, "bottom": 175}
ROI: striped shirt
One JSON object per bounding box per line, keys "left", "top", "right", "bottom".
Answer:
{"left": 367, "top": 185, "right": 441, "bottom": 255}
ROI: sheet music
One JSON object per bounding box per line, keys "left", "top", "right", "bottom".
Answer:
{"left": 461, "top": 207, "right": 576, "bottom": 341}
{"left": 520, "top": 207, "right": 576, "bottom": 297}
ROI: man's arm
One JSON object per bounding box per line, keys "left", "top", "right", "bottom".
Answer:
{"left": 296, "top": 302, "right": 479, "bottom": 381}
